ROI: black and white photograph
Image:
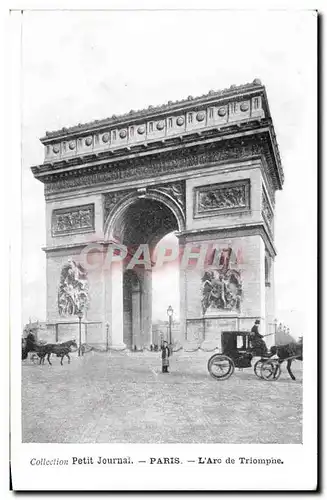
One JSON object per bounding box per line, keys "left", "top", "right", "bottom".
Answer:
{"left": 9, "top": 4, "right": 318, "bottom": 492}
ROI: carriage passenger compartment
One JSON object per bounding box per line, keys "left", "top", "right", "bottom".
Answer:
{"left": 221, "top": 331, "right": 250, "bottom": 355}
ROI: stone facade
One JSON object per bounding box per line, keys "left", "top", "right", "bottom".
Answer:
{"left": 32, "top": 80, "right": 283, "bottom": 350}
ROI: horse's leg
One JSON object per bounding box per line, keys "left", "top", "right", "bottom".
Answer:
{"left": 269, "top": 346, "right": 278, "bottom": 359}
{"left": 47, "top": 353, "right": 52, "bottom": 366}
{"left": 287, "top": 359, "right": 296, "bottom": 380}
{"left": 66, "top": 353, "right": 70, "bottom": 364}
{"left": 60, "top": 355, "right": 64, "bottom": 366}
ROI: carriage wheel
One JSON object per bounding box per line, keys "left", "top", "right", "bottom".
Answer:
{"left": 254, "top": 359, "right": 265, "bottom": 379}
{"left": 208, "top": 354, "right": 235, "bottom": 381}
{"left": 260, "top": 360, "right": 281, "bottom": 381}
{"left": 30, "top": 353, "right": 39, "bottom": 365}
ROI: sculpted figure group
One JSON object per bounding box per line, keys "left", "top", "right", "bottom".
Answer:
{"left": 58, "top": 259, "right": 89, "bottom": 316}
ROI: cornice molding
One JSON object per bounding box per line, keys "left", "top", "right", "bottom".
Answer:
{"left": 33, "top": 121, "right": 267, "bottom": 175}
{"left": 43, "top": 239, "right": 114, "bottom": 254}
{"left": 35, "top": 134, "right": 282, "bottom": 198}
{"left": 177, "top": 222, "right": 277, "bottom": 257}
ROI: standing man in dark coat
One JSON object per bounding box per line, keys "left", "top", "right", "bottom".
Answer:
{"left": 161, "top": 341, "right": 170, "bottom": 373}
{"left": 250, "top": 320, "right": 268, "bottom": 357}
{"left": 26, "top": 330, "right": 36, "bottom": 350}
{"left": 22, "top": 330, "right": 36, "bottom": 360}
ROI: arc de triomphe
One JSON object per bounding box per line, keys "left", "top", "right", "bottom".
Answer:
{"left": 31, "top": 79, "right": 283, "bottom": 350}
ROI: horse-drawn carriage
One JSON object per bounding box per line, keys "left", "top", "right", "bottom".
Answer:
{"left": 22, "top": 334, "right": 78, "bottom": 366}
{"left": 207, "top": 330, "right": 302, "bottom": 381}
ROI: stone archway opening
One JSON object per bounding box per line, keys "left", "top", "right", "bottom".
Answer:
{"left": 109, "top": 196, "right": 180, "bottom": 349}
{"left": 110, "top": 197, "right": 180, "bottom": 246}
{"left": 152, "top": 232, "right": 180, "bottom": 346}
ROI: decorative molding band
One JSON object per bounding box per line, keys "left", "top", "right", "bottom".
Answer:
{"left": 177, "top": 222, "right": 276, "bottom": 257}
{"left": 51, "top": 204, "right": 95, "bottom": 236}
{"left": 44, "top": 139, "right": 265, "bottom": 195}
{"left": 194, "top": 179, "right": 250, "bottom": 219}
{"left": 42, "top": 239, "right": 115, "bottom": 254}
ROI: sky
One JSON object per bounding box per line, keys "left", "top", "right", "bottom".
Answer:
{"left": 21, "top": 10, "right": 317, "bottom": 335}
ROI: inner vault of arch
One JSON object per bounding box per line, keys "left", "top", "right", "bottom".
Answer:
{"left": 107, "top": 197, "right": 181, "bottom": 247}
{"left": 105, "top": 195, "right": 182, "bottom": 349}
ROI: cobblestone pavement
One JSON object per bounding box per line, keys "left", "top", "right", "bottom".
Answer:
{"left": 22, "top": 350, "right": 302, "bottom": 444}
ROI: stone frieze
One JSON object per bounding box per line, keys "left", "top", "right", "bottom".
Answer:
{"left": 194, "top": 179, "right": 250, "bottom": 218}
{"left": 45, "top": 141, "right": 263, "bottom": 195}
{"left": 52, "top": 204, "right": 95, "bottom": 236}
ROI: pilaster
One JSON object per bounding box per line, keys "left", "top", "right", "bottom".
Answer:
{"left": 141, "top": 269, "right": 153, "bottom": 347}
{"left": 108, "top": 260, "right": 126, "bottom": 350}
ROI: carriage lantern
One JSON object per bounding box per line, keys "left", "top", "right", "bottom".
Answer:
{"left": 167, "top": 305, "right": 173, "bottom": 347}
{"left": 76, "top": 309, "right": 83, "bottom": 356}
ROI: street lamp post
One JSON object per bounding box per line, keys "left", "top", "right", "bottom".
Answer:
{"left": 167, "top": 305, "right": 173, "bottom": 347}
{"left": 105, "top": 322, "right": 109, "bottom": 352}
{"left": 77, "top": 310, "right": 83, "bottom": 356}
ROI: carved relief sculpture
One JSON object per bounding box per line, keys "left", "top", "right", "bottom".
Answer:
{"left": 103, "top": 190, "right": 131, "bottom": 221}
{"left": 262, "top": 189, "right": 273, "bottom": 227}
{"left": 155, "top": 181, "right": 185, "bottom": 209}
{"left": 52, "top": 204, "right": 94, "bottom": 236}
{"left": 201, "top": 248, "right": 242, "bottom": 314}
{"left": 58, "top": 259, "right": 89, "bottom": 316}
{"left": 195, "top": 180, "right": 250, "bottom": 218}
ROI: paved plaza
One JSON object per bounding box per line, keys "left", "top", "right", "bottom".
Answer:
{"left": 22, "top": 350, "right": 302, "bottom": 444}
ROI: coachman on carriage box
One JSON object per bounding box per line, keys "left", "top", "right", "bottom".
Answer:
{"left": 250, "top": 320, "right": 268, "bottom": 357}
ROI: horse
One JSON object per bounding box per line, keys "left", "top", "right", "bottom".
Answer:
{"left": 36, "top": 340, "right": 78, "bottom": 366}
{"left": 269, "top": 341, "right": 303, "bottom": 380}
